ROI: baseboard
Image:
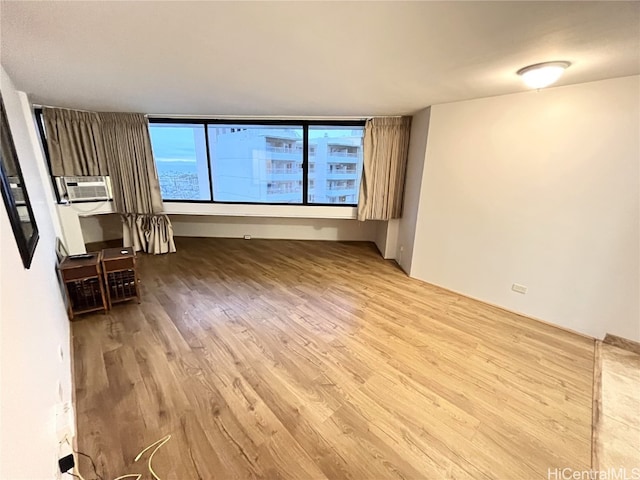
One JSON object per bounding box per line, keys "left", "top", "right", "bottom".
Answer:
{"left": 603, "top": 334, "right": 640, "bottom": 355}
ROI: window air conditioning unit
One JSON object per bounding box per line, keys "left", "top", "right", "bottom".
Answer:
{"left": 62, "top": 176, "right": 112, "bottom": 201}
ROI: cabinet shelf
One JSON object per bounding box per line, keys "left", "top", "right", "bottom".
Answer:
{"left": 101, "top": 247, "right": 140, "bottom": 308}
{"left": 58, "top": 248, "right": 141, "bottom": 319}
{"left": 58, "top": 252, "right": 107, "bottom": 320}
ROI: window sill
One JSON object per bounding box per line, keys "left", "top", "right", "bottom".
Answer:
{"left": 164, "top": 202, "right": 357, "bottom": 219}
{"left": 59, "top": 201, "right": 358, "bottom": 220}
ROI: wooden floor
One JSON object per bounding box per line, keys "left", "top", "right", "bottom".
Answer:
{"left": 593, "top": 341, "right": 640, "bottom": 471}
{"left": 73, "top": 238, "right": 595, "bottom": 479}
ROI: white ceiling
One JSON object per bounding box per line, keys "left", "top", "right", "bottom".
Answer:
{"left": 1, "top": 1, "right": 639, "bottom": 116}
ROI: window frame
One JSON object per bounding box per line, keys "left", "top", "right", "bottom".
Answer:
{"left": 35, "top": 108, "right": 62, "bottom": 204}
{"left": 149, "top": 118, "right": 366, "bottom": 207}
{"left": 147, "top": 121, "right": 214, "bottom": 202}
{"left": 35, "top": 111, "right": 366, "bottom": 207}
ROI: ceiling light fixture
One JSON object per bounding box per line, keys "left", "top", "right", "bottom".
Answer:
{"left": 517, "top": 61, "right": 571, "bottom": 89}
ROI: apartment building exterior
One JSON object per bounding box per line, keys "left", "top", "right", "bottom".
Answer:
{"left": 309, "top": 135, "right": 362, "bottom": 204}
{"left": 213, "top": 128, "right": 363, "bottom": 204}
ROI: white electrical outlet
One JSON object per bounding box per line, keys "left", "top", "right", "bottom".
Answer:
{"left": 512, "top": 283, "right": 528, "bottom": 294}
{"left": 244, "top": 235, "right": 251, "bottom": 240}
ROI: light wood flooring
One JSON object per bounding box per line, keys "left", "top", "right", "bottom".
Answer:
{"left": 73, "top": 238, "right": 595, "bottom": 479}
{"left": 593, "top": 340, "right": 640, "bottom": 472}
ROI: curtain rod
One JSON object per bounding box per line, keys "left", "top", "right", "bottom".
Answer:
{"left": 33, "top": 106, "right": 413, "bottom": 121}
{"left": 31, "top": 104, "right": 371, "bottom": 121}
{"left": 32, "top": 103, "right": 96, "bottom": 113}
{"left": 146, "top": 114, "right": 370, "bottom": 121}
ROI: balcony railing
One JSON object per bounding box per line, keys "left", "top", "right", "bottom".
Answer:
{"left": 266, "top": 146, "right": 303, "bottom": 154}
{"left": 328, "top": 151, "right": 359, "bottom": 157}
{"left": 267, "top": 188, "right": 301, "bottom": 195}
{"left": 267, "top": 168, "right": 302, "bottom": 175}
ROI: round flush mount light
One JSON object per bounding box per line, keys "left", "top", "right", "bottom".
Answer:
{"left": 517, "top": 61, "right": 571, "bottom": 89}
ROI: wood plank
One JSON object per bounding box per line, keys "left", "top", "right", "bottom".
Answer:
{"left": 594, "top": 341, "right": 640, "bottom": 472}
{"left": 72, "top": 237, "right": 595, "bottom": 479}
{"left": 592, "top": 340, "right": 602, "bottom": 470}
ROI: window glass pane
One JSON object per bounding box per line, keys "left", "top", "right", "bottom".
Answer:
{"left": 308, "top": 126, "right": 364, "bottom": 205}
{"left": 208, "top": 125, "right": 303, "bottom": 203}
{"left": 148, "top": 123, "right": 211, "bottom": 200}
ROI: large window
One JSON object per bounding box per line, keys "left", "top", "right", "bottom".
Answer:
{"left": 208, "top": 125, "right": 303, "bottom": 203}
{"left": 308, "top": 126, "right": 364, "bottom": 205}
{"left": 148, "top": 123, "right": 211, "bottom": 201}
{"left": 148, "top": 119, "right": 364, "bottom": 205}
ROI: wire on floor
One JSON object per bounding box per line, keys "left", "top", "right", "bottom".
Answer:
{"left": 65, "top": 473, "right": 85, "bottom": 480}
{"left": 75, "top": 450, "right": 104, "bottom": 480}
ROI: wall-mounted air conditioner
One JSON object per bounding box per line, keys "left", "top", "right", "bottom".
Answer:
{"left": 62, "top": 176, "right": 112, "bottom": 202}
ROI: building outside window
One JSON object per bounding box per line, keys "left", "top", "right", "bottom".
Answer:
{"left": 148, "top": 123, "right": 211, "bottom": 201}
{"left": 148, "top": 121, "right": 364, "bottom": 205}
{"left": 308, "top": 126, "right": 363, "bottom": 204}
{"left": 209, "top": 126, "right": 304, "bottom": 203}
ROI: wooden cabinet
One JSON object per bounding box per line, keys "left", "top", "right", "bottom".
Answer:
{"left": 58, "top": 248, "right": 141, "bottom": 319}
{"left": 101, "top": 247, "right": 140, "bottom": 309}
{"left": 59, "top": 252, "right": 107, "bottom": 319}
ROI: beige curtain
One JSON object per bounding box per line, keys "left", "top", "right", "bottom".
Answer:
{"left": 99, "top": 112, "right": 176, "bottom": 254}
{"left": 42, "top": 107, "right": 108, "bottom": 177}
{"left": 357, "top": 116, "right": 412, "bottom": 221}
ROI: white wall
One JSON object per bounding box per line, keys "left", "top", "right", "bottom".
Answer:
{"left": 384, "top": 219, "right": 399, "bottom": 259}
{"left": 396, "top": 106, "right": 431, "bottom": 272}
{"left": 412, "top": 76, "right": 639, "bottom": 341}
{"left": 170, "top": 215, "right": 377, "bottom": 241}
{"left": 0, "top": 66, "right": 73, "bottom": 479}
{"left": 374, "top": 219, "right": 400, "bottom": 259}
{"left": 57, "top": 202, "right": 379, "bottom": 252}
{"left": 374, "top": 220, "right": 389, "bottom": 257}
{"left": 79, "top": 213, "right": 122, "bottom": 245}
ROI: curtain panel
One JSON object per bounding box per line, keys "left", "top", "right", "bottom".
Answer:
{"left": 42, "top": 107, "right": 108, "bottom": 177}
{"left": 99, "top": 112, "right": 176, "bottom": 254}
{"left": 357, "top": 116, "right": 412, "bottom": 221}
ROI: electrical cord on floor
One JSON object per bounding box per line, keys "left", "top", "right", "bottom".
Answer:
{"left": 59, "top": 436, "right": 91, "bottom": 480}
{"left": 113, "top": 435, "right": 171, "bottom": 480}
{"left": 74, "top": 451, "right": 104, "bottom": 480}
{"left": 64, "top": 435, "right": 171, "bottom": 480}
{"left": 65, "top": 473, "right": 86, "bottom": 480}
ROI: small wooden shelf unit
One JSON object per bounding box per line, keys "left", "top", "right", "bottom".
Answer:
{"left": 59, "top": 252, "right": 107, "bottom": 319}
{"left": 101, "top": 247, "right": 140, "bottom": 309}
{"left": 58, "top": 247, "right": 141, "bottom": 320}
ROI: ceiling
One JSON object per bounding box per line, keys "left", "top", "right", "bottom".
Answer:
{"left": 1, "top": 1, "right": 639, "bottom": 116}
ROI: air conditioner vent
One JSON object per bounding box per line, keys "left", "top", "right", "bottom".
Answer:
{"left": 62, "top": 176, "right": 111, "bottom": 201}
